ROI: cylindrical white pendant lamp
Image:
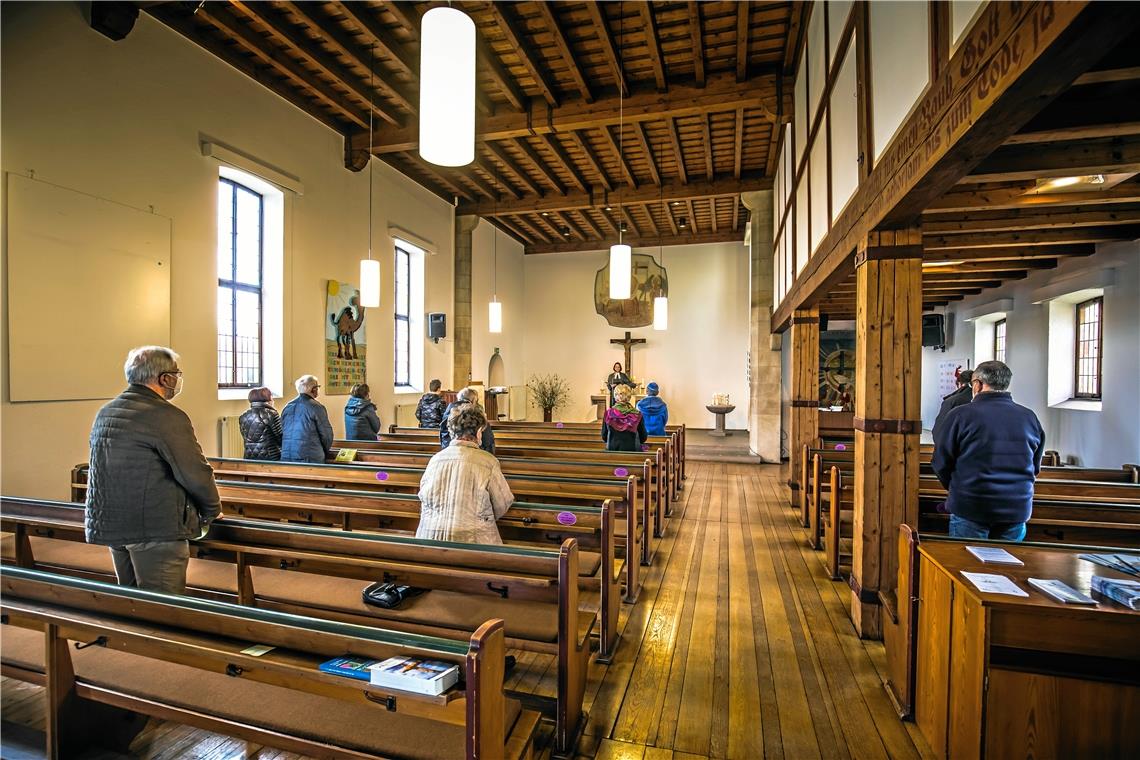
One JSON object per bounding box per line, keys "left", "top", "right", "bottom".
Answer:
{"left": 609, "top": 243, "right": 632, "bottom": 299}
{"left": 488, "top": 298, "right": 503, "bottom": 334}
{"left": 419, "top": 7, "right": 476, "bottom": 167}
{"left": 653, "top": 295, "right": 668, "bottom": 330}
{"left": 359, "top": 258, "right": 381, "bottom": 307}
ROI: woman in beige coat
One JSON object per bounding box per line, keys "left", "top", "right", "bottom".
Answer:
{"left": 416, "top": 403, "right": 514, "bottom": 544}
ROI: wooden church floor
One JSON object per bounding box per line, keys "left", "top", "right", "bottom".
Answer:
{"left": 1, "top": 462, "right": 934, "bottom": 760}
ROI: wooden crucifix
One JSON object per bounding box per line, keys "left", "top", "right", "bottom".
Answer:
{"left": 611, "top": 331, "right": 646, "bottom": 372}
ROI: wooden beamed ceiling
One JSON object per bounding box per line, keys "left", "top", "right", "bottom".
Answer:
{"left": 814, "top": 29, "right": 1140, "bottom": 320}
{"left": 146, "top": 1, "right": 805, "bottom": 254}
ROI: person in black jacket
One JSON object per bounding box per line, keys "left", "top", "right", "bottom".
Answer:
{"left": 416, "top": 379, "right": 447, "bottom": 428}
{"left": 440, "top": 387, "right": 495, "bottom": 453}
{"left": 932, "top": 369, "right": 972, "bottom": 439}
{"left": 238, "top": 386, "right": 282, "bottom": 460}
{"left": 344, "top": 383, "right": 382, "bottom": 440}
{"left": 86, "top": 346, "right": 221, "bottom": 594}
{"left": 931, "top": 361, "right": 1045, "bottom": 541}
{"left": 601, "top": 384, "right": 647, "bottom": 452}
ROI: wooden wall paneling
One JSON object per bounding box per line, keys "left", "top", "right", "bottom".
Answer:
{"left": 915, "top": 559, "right": 953, "bottom": 758}
{"left": 788, "top": 307, "right": 821, "bottom": 510}
{"left": 948, "top": 592, "right": 987, "bottom": 760}
{"left": 851, "top": 228, "right": 922, "bottom": 639}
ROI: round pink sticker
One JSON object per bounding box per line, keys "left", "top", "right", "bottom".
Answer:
{"left": 557, "top": 511, "right": 577, "bottom": 526}
{"left": 614, "top": 467, "right": 629, "bottom": 477}
{"left": 834, "top": 444, "right": 847, "bottom": 452}
{"left": 641, "top": 445, "right": 650, "bottom": 452}
{"left": 555, "top": 422, "right": 564, "bottom": 428}
{"left": 375, "top": 471, "right": 389, "bottom": 481}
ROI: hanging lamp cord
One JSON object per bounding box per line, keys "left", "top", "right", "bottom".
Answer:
{"left": 368, "top": 43, "right": 375, "bottom": 260}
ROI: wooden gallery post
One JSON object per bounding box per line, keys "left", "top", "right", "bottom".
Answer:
{"left": 788, "top": 307, "right": 820, "bottom": 513}
{"left": 851, "top": 229, "right": 922, "bottom": 638}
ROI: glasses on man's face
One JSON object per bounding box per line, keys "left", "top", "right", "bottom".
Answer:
{"left": 164, "top": 370, "right": 183, "bottom": 377}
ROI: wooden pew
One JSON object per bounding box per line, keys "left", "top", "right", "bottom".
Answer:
{"left": 333, "top": 445, "right": 669, "bottom": 542}
{"left": 0, "top": 564, "right": 539, "bottom": 760}
{"left": 382, "top": 426, "right": 682, "bottom": 506}
{"left": 2, "top": 497, "right": 590, "bottom": 755}
{"left": 884, "top": 529, "right": 1140, "bottom": 758}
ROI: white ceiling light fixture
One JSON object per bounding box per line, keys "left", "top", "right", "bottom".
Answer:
{"left": 653, "top": 185, "right": 668, "bottom": 330}
{"left": 360, "top": 43, "right": 381, "bottom": 307}
{"left": 1028, "top": 172, "right": 1135, "bottom": 195}
{"left": 489, "top": 160, "right": 503, "bottom": 333}
{"left": 420, "top": 7, "right": 475, "bottom": 167}
{"left": 609, "top": 7, "right": 631, "bottom": 300}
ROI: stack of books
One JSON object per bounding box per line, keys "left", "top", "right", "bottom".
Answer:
{"left": 369, "top": 656, "right": 460, "bottom": 695}
{"left": 1090, "top": 576, "right": 1140, "bottom": 610}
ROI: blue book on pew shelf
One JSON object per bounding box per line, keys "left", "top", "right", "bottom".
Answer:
{"left": 319, "top": 656, "right": 384, "bottom": 681}
{"left": 1090, "top": 576, "right": 1140, "bottom": 611}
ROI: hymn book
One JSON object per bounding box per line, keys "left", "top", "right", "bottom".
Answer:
{"left": 370, "top": 656, "right": 459, "bottom": 695}
{"left": 1027, "top": 578, "right": 1097, "bottom": 605}
{"left": 965, "top": 546, "right": 1024, "bottom": 565}
{"left": 318, "top": 656, "right": 383, "bottom": 681}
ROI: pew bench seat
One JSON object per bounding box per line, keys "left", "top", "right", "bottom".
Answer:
{"left": 1, "top": 626, "right": 534, "bottom": 760}
{"left": 22, "top": 537, "right": 594, "bottom": 649}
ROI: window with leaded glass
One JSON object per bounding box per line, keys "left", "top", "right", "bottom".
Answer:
{"left": 217, "top": 178, "right": 263, "bottom": 388}
{"left": 993, "top": 319, "right": 1007, "bottom": 364}
{"left": 1074, "top": 296, "right": 1103, "bottom": 399}
{"left": 394, "top": 245, "right": 411, "bottom": 388}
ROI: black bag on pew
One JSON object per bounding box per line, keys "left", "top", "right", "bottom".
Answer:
{"left": 362, "top": 582, "right": 428, "bottom": 609}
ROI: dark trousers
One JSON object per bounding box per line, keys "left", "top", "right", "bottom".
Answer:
{"left": 108, "top": 540, "right": 190, "bottom": 594}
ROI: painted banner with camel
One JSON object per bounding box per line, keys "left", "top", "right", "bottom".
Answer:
{"left": 325, "top": 280, "right": 366, "bottom": 394}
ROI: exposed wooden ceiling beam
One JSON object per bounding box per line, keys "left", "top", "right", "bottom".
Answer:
{"left": 737, "top": 1, "right": 750, "bottom": 82}
{"left": 732, "top": 200, "right": 740, "bottom": 231}
{"left": 380, "top": 1, "right": 418, "bottom": 36}
{"left": 734, "top": 106, "right": 745, "bottom": 179}
{"left": 585, "top": 1, "right": 627, "bottom": 97}
{"left": 666, "top": 118, "right": 687, "bottom": 184}
{"left": 620, "top": 206, "right": 642, "bottom": 237}
{"left": 575, "top": 210, "right": 604, "bottom": 240}
{"left": 634, "top": 123, "right": 661, "bottom": 186}
{"left": 686, "top": 199, "right": 699, "bottom": 234}
{"left": 922, "top": 243, "right": 1095, "bottom": 261}
{"left": 230, "top": 2, "right": 403, "bottom": 125}
{"left": 147, "top": 5, "right": 357, "bottom": 133}
{"left": 1004, "top": 121, "right": 1140, "bottom": 146}
{"left": 928, "top": 182, "right": 1140, "bottom": 212}
{"left": 482, "top": 141, "right": 542, "bottom": 197}
{"left": 1073, "top": 66, "right": 1140, "bottom": 86}
{"left": 567, "top": 131, "right": 613, "bottom": 192}
{"left": 639, "top": 2, "right": 667, "bottom": 92}
{"left": 331, "top": 1, "right": 415, "bottom": 79}
{"left": 487, "top": 3, "right": 558, "bottom": 107}
{"left": 701, "top": 117, "right": 714, "bottom": 179}
{"left": 965, "top": 134, "right": 1140, "bottom": 183}
{"left": 357, "top": 73, "right": 788, "bottom": 153}
{"left": 601, "top": 125, "right": 638, "bottom": 190}
{"left": 514, "top": 138, "right": 566, "bottom": 195}
{"left": 472, "top": 159, "right": 520, "bottom": 200}
{"left": 534, "top": 1, "right": 591, "bottom": 103}
{"left": 477, "top": 36, "right": 528, "bottom": 112}
{"left": 922, "top": 259, "right": 1058, "bottom": 274}
{"left": 922, "top": 204, "right": 1140, "bottom": 234}
{"left": 782, "top": 1, "right": 808, "bottom": 75}
{"left": 454, "top": 166, "right": 497, "bottom": 200}
{"left": 515, "top": 214, "right": 554, "bottom": 244}
{"left": 492, "top": 216, "right": 531, "bottom": 245}
{"left": 689, "top": 2, "right": 705, "bottom": 87}
{"left": 396, "top": 153, "right": 474, "bottom": 202}
{"left": 664, "top": 205, "right": 679, "bottom": 235}
{"left": 192, "top": 5, "right": 368, "bottom": 130}
{"left": 551, "top": 211, "right": 581, "bottom": 240}
{"left": 924, "top": 225, "right": 1140, "bottom": 250}
{"left": 538, "top": 134, "right": 589, "bottom": 193}
{"left": 462, "top": 173, "right": 768, "bottom": 215}
{"left": 642, "top": 204, "right": 660, "bottom": 237}
{"left": 527, "top": 229, "right": 742, "bottom": 255}
{"left": 281, "top": 1, "right": 415, "bottom": 115}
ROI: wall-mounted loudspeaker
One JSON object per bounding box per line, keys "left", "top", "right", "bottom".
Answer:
{"left": 922, "top": 314, "right": 946, "bottom": 350}
{"left": 427, "top": 313, "right": 446, "bottom": 343}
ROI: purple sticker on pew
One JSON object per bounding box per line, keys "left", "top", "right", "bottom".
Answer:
{"left": 641, "top": 445, "right": 650, "bottom": 452}
{"left": 834, "top": 444, "right": 847, "bottom": 451}
{"left": 375, "top": 471, "right": 390, "bottom": 481}
{"left": 557, "top": 511, "right": 578, "bottom": 526}
{"left": 555, "top": 422, "right": 565, "bottom": 428}
{"left": 614, "top": 467, "right": 629, "bottom": 478}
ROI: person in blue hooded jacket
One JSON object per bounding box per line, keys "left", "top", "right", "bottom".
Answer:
{"left": 636, "top": 381, "right": 669, "bottom": 436}
{"left": 344, "top": 383, "right": 381, "bottom": 440}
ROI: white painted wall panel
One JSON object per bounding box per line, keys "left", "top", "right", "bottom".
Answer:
{"left": 951, "top": 0, "right": 986, "bottom": 48}
{"left": 796, "top": 178, "right": 810, "bottom": 274}
{"left": 794, "top": 55, "right": 808, "bottom": 168}
{"left": 829, "top": 39, "right": 860, "bottom": 218}
{"left": 809, "top": 117, "right": 830, "bottom": 253}
{"left": 828, "top": 0, "right": 855, "bottom": 62}
{"left": 869, "top": 0, "right": 930, "bottom": 163}
{"left": 807, "top": 4, "right": 827, "bottom": 116}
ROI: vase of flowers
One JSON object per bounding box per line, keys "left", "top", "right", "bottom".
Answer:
{"left": 528, "top": 373, "right": 571, "bottom": 422}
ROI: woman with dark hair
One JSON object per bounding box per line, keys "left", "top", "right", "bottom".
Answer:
{"left": 602, "top": 384, "right": 647, "bottom": 452}
{"left": 344, "top": 383, "right": 381, "bottom": 440}
{"left": 238, "top": 386, "right": 282, "bottom": 460}
{"left": 605, "top": 362, "right": 632, "bottom": 406}
{"left": 417, "top": 404, "right": 513, "bottom": 544}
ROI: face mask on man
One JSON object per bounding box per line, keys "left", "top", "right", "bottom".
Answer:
{"left": 162, "top": 371, "right": 183, "bottom": 400}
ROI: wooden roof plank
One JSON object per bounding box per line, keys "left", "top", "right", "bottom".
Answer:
{"left": 602, "top": 125, "right": 639, "bottom": 190}
{"left": 966, "top": 134, "right": 1140, "bottom": 183}
{"left": 689, "top": 2, "right": 706, "bottom": 87}
{"left": 666, "top": 117, "right": 688, "bottom": 184}
{"left": 489, "top": 3, "right": 559, "bottom": 107}
{"left": 534, "top": 1, "right": 592, "bottom": 103}
{"left": 586, "top": 1, "right": 628, "bottom": 97}
{"left": 538, "top": 133, "right": 589, "bottom": 193}
{"left": 514, "top": 137, "right": 566, "bottom": 195}
{"left": 482, "top": 141, "right": 543, "bottom": 197}
{"left": 567, "top": 131, "right": 614, "bottom": 192}
{"left": 634, "top": 122, "right": 662, "bottom": 186}
{"left": 737, "top": 1, "right": 750, "bottom": 82}
{"left": 526, "top": 228, "right": 741, "bottom": 254}
{"left": 639, "top": 2, "right": 668, "bottom": 92}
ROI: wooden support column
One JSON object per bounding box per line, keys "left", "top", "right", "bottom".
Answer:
{"left": 788, "top": 307, "right": 820, "bottom": 515}
{"left": 851, "top": 229, "right": 923, "bottom": 639}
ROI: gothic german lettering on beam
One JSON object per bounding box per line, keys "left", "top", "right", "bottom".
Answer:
{"left": 851, "top": 229, "right": 923, "bottom": 639}
{"left": 788, "top": 307, "right": 820, "bottom": 514}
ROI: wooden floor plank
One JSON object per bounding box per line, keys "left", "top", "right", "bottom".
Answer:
{"left": 1, "top": 461, "right": 927, "bottom": 760}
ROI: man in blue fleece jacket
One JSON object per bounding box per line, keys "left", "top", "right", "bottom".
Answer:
{"left": 931, "top": 360, "right": 1045, "bottom": 541}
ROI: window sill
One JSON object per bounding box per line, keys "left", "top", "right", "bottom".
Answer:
{"left": 1049, "top": 398, "right": 1102, "bottom": 412}
{"left": 394, "top": 387, "right": 422, "bottom": 396}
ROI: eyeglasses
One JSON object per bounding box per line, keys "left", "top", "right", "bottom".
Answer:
{"left": 163, "top": 370, "right": 183, "bottom": 377}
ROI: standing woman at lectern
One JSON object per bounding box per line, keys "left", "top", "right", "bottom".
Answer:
{"left": 606, "top": 362, "right": 632, "bottom": 406}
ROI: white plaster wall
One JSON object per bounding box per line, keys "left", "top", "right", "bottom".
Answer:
{"left": 0, "top": 4, "right": 455, "bottom": 498}
{"left": 521, "top": 242, "right": 751, "bottom": 428}
{"left": 470, "top": 220, "right": 525, "bottom": 388}
{"left": 921, "top": 241, "right": 1140, "bottom": 466}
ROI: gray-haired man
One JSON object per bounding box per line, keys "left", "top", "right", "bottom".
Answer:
{"left": 86, "top": 346, "right": 221, "bottom": 594}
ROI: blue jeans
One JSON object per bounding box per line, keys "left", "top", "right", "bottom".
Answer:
{"left": 949, "top": 515, "right": 1027, "bottom": 542}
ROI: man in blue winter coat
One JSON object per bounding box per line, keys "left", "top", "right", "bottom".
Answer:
{"left": 636, "top": 382, "right": 669, "bottom": 436}
{"left": 931, "top": 360, "right": 1045, "bottom": 541}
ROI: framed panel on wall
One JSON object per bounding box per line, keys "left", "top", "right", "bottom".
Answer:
{"left": 869, "top": 0, "right": 931, "bottom": 164}
{"left": 830, "top": 34, "right": 860, "bottom": 218}
{"left": 809, "top": 116, "right": 830, "bottom": 254}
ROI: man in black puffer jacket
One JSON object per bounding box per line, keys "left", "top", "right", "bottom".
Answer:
{"left": 416, "top": 378, "right": 447, "bottom": 428}
{"left": 86, "top": 346, "right": 221, "bottom": 594}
